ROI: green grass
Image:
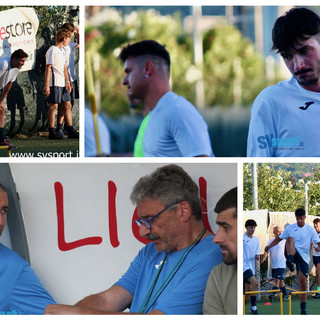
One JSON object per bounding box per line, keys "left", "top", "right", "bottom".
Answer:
{"left": 244, "top": 295, "right": 320, "bottom": 315}
{"left": 0, "top": 136, "right": 79, "bottom": 158}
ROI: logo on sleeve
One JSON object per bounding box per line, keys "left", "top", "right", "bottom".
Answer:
{"left": 299, "top": 101, "right": 315, "bottom": 110}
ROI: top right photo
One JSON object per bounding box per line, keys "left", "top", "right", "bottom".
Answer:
{"left": 85, "top": 6, "right": 320, "bottom": 158}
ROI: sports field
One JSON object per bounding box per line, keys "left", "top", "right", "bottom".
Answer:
{"left": 244, "top": 295, "right": 320, "bottom": 315}
{"left": 0, "top": 136, "right": 79, "bottom": 158}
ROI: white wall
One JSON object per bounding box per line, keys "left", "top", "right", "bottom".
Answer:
{"left": 9, "top": 163, "right": 236, "bottom": 304}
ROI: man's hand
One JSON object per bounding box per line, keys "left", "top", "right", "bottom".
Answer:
{"left": 66, "top": 82, "right": 72, "bottom": 93}
{"left": 43, "top": 85, "right": 50, "bottom": 97}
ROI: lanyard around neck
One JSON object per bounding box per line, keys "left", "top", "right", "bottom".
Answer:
{"left": 138, "top": 228, "right": 206, "bottom": 313}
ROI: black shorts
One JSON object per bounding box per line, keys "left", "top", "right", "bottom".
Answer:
{"left": 285, "top": 249, "right": 309, "bottom": 277}
{"left": 313, "top": 255, "right": 320, "bottom": 266}
{"left": 272, "top": 268, "right": 285, "bottom": 280}
{"left": 70, "top": 80, "right": 79, "bottom": 101}
{"left": 244, "top": 269, "right": 254, "bottom": 282}
{"left": 47, "top": 86, "right": 71, "bottom": 104}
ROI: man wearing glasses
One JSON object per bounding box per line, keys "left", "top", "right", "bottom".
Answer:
{"left": 46, "top": 164, "right": 223, "bottom": 314}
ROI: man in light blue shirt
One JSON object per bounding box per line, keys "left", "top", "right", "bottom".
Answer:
{"left": 45, "top": 164, "right": 222, "bottom": 314}
{"left": 0, "top": 184, "right": 55, "bottom": 314}
{"left": 119, "top": 40, "right": 214, "bottom": 157}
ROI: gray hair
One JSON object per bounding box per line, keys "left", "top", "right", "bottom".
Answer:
{"left": 130, "top": 164, "right": 202, "bottom": 220}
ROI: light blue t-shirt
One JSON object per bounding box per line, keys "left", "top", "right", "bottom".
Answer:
{"left": 247, "top": 77, "right": 320, "bottom": 157}
{"left": 0, "top": 244, "right": 55, "bottom": 315}
{"left": 143, "top": 92, "right": 214, "bottom": 157}
{"left": 114, "top": 235, "right": 222, "bottom": 314}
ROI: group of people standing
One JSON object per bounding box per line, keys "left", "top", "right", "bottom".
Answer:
{"left": 244, "top": 210, "right": 320, "bottom": 315}
{"left": 0, "top": 22, "right": 79, "bottom": 150}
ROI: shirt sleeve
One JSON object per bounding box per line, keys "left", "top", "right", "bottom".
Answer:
{"left": 10, "top": 263, "right": 56, "bottom": 315}
{"left": 167, "top": 105, "right": 213, "bottom": 157}
{"left": 280, "top": 226, "right": 289, "bottom": 240}
{"left": 255, "top": 238, "right": 260, "bottom": 256}
{"left": 70, "top": 42, "right": 78, "bottom": 50}
{"left": 247, "top": 94, "right": 277, "bottom": 157}
{"left": 311, "top": 228, "right": 320, "bottom": 245}
{"left": 203, "top": 266, "right": 224, "bottom": 314}
{"left": 113, "top": 248, "right": 143, "bottom": 296}
{"left": 45, "top": 47, "right": 54, "bottom": 65}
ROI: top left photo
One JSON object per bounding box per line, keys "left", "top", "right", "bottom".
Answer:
{"left": 0, "top": 6, "right": 79, "bottom": 158}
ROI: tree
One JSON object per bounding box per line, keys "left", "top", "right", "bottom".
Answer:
{"left": 243, "top": 163, "right": 320, "bottom": 215}
{"left": 203, "top": 25, "right": 275, "bottom": 106}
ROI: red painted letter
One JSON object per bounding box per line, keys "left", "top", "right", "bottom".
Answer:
{"left": 199, "top": 177, "right": 213, "bottom": 233}
{"left": 108, "top": 181, "right": 120, "bottom": 248}
{"left": 55, "top": 182, "right": 102, "bottom": 251}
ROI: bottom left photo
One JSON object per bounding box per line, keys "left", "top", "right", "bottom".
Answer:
{"left": 0, "top": 162, "right": 237, "bottom": 315}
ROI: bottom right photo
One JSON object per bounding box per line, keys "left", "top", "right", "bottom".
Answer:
{"left": 243, "top": 163, "right": 320, "bottom": 315}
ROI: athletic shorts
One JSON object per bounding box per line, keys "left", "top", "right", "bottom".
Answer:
{"left": 285, "top": 249, "right": 309, "bottom": 278}
{"left": 47, "top": 86, "right": 71, "bottom": 104}
{"left": 243, "top": 269, "right": 254, "bottom": 283}
{"left": 70, "top": 80, "right": 79, "bottom": 101}
{"left": 313, "top": 255, "right": 320, "bottom": 266}
{"left": 272, "top": 268, "right": 285, "bottom": 280}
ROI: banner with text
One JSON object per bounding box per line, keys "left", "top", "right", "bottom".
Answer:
{"left": 0, "top": 7, "right": 39, "bottom": 70}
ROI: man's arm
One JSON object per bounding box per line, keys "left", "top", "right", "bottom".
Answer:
{"left": 45, "top": 285, "right": 133, "bottom": 314}
{"left": 45, "top": 285, "right": 165, "bottom": 315}
{"left": 74, "top": 27, "right": 79, "bottom": 48}
{"left": 64, "top": 65, "right": 72, "bottom": 93}
{"left": 0, "top": 82, "right": 12, "bottom": 127}
{"left": 265, "top": 237, "right": 282, "bottom": 252}
{"left": 315, "top": 242, "right": 320, "bottom": 252}
{"left": 0, "top": 82, "right": 13, "bottom": 103}
{"left": 43, "top": 65, "right": 51, "bottom": 97}
{"left": 261, "top": 251, "right": 268, "bottom": 264}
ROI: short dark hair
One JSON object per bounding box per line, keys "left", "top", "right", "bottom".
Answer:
{"left": 295, "top": 208, "right": 306, "bottom": 217}
{"left": 11, "top": 49, "right": 28, "bottom": 60}
{"left": 0, "top": 184, "right": 7, "bottom": 193}
{"left": 313, "top": 218, "right": 320, "bottom": 224}
{"left": 214, "top": 187, "right": 237, "bottom": 218}
{"left": 245, "top": 219, "right": 257, "bottom": 227}
{"left": 61, "top": 23, "right": 75, "bottom": 32}
{"left": 272, "top": 7, "right": 320, "bottom": 53}
{"left": 119, "top": 40, "right": 171, "bottom": 68}
{"left": 130, "top": 164, "right": 202, "bottom": 220}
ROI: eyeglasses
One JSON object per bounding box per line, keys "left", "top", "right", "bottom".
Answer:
{"left": 135, "top": 201, "right": 182, "bottom": 229}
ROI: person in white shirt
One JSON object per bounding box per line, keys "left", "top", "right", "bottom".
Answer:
{"left": 43, "top": 29, "right": 72, "bottom": 140}
{"left": 0, "top": 49, "right": 28, "bottom": 149}
{"left": 243, "top": 219, "right": 260, "bottom": 314}
{"left": 247, "top": 8, "right": 320, "bottom": 157}
{"left": 265, "top": 208, "right": 320, "bottom": 314}
{"left": 312, "top": 218, "right": 320, "bottom": 298}
{"left": 56, "top": 22, "right": 79, "bottom": 139}
{"left": 262, "top": 226, "right": 288, "bottom": 301}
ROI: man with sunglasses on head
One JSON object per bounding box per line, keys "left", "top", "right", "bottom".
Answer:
{"left": 46, "top": 164, "right": 222, "bottom": 314}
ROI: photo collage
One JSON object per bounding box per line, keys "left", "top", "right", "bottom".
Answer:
{"left": 0, "top": 4, "right": 320, "bottom": 318}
